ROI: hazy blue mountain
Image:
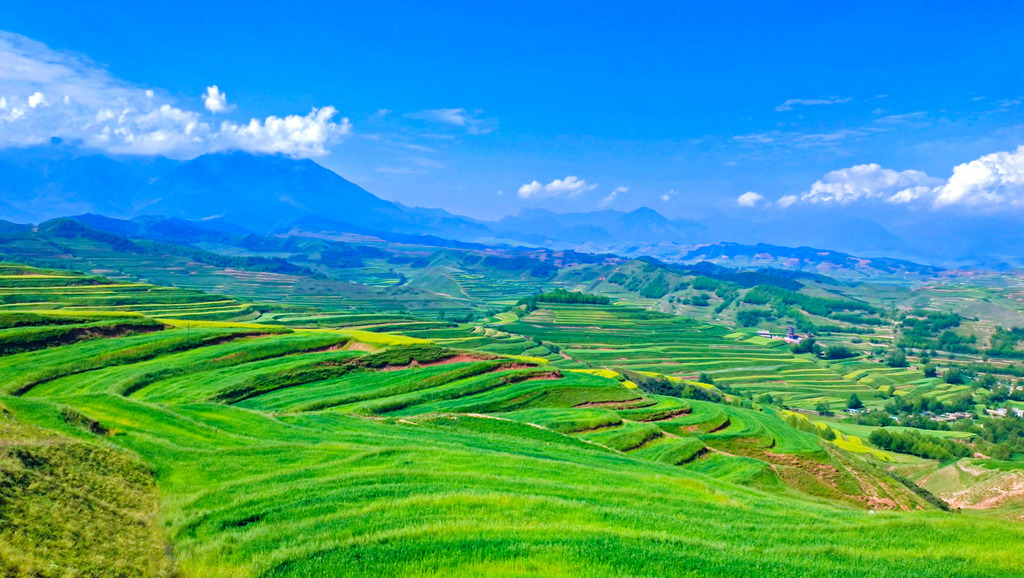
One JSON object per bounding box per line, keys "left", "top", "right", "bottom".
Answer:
{"left": 70, "top": 214, "right": 247, "bottom": 246}
{"left": 283, "top": 214, "right": 493, "bottom": 250}
{"left": 146, "top": 152, "right": 492, "bottom": 238}
{"left": 0, "top": 144, "right": 1021, "bottom": 267}
{"left": 0, "top": 220, "right": 31, "bottom": 234}
{"left": 0, "top": 144, "right": 176, "bottom": 220}
{"left": 701, "top": 212, "right": 908, "bottom": 257}
{"left": 69, "top": 212, "right": 493, "bottom": 252}
{"left": 0, "top": 147, "right": 492, "bottom": 240}
{"left": 674, "top": 242, "right": 943, "bottom": 277}
{"left": 890, "top": 217, "right": 1024, "bottom": 266}
{"left": 492, "top": 207, "right": 707, "bottom": 244}
{"left": 148, "top": 152, "right": 392, "bottom": 227}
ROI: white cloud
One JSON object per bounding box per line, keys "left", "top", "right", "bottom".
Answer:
{"left": 777, "top": 195, "right": 798, "bottom": 208}
{"left": 517, "top": 182, "right": 542, "bottom": 197}
{"left": 732, "top": 128, "right": 866, "bottom": 148}
{"left": 661, "top": 189, "right": 678, "bottom": 202}
{"left": 410, "top": 156, "right": 445, "bottom": 169}
{"left": 215, "top": 106, "right": 351, "bottom": 158}
{"left": 886, "top": 185, "right": 934, "bottom": 204}
{"left": 736, "top": 111, "right": 929, "bottom": 151}
{"left": 736, "top": 191, "right": 765, "bottom": 207}
{"left": 91, "top": 104, "right": 207, "bottom": 156}
{"left": 0, "top": 30, "right": 350, "bottom": 158}
{"left": 408, "top": 108, "right": 495, "bottom": 134}
{"left": 873, "top": 111, "right": 929, "bottom": 127}
{"left": 934, "top": 145, "right": 1024, "bottom": 209}
{"left": 775, "top": 147, "right": 1024, "bottom": 211}
{"left": 599, "top": 186, "right": 628, "bottom": 207}
{"left": 798, "top": 164, "right": 942, "bottom": 205}
{"left": 775, "top": 97, "right": 853, "bottom": 112}
{"left": 517, "top": 176, "right": 597, "bottom": 199}
{"left": 27, "top": 91, "right": 46, "bottom": 108}
{"left": 202, "top": 85, "right": 232, "bottom": 113}
{"left": 422, "top": 108, "right": 470, "bottom": 126}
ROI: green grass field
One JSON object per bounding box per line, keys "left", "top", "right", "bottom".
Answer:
{"left": 3, "top": 264, "right": 1024, "bottom": 576}
{"left": 494, "top": 303, "right": 892, "bottom": 411}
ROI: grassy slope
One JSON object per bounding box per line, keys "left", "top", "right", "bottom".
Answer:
{"left": 7, "top": 396, "right": 1024, "bottom": 577}
{"left": 0, "top": 403, "right": 171, "bottom": 577}
{"left": 2, "top": 265, "right": 1024, "bottom": 576}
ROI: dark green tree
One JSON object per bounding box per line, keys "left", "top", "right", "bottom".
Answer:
{"left": 885, "top": 349, "right": 909, "bottom": 368}
{"left": 945, "top": 367, "right": 967, "bottom": 385}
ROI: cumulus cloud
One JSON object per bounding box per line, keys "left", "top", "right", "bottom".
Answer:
{"left": 202, "top": 85, "right": 231, "bottom": 113}
{"left": 775, "top": 147, "right": 1024, "bottom": 212}
{"left": 934, "top": 145, "right": 1024, "bottom": 209}
{"left": 775, "top": 97, "right": 853, "bottom": 112}
{"left": 797, "top": 164, "right": 943, "bottom": 205}
{"left": 27, "top": 91, "right": 47, "bottom": 108}
{"left": 407, "top": 108, "right": 495, "bottom": 134}
{"left": 599, "top": 186, "right": 628, "bottom": 207}
{"left": 661, "top": 189, "right": 678, "bottom": 202}
{"left": 0, "top": 30, "right": 350, "bottom": 158}
{"left": 518, "top": 176, "right": 597, "bottom": 199}
{"left": 215, "top": 106, "right": 351, "bottom": 157}
{"left": 736, "top": 191, "right": 765, "bottom": 207}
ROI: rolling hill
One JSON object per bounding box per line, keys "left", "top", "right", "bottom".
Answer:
{"left": 3, "top": 262, "right": 1024, "bottom": 576}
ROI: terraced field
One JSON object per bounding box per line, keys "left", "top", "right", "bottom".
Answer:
{"left": 4, "top": 264, "right": 1024, "bottom": 576}
{"left": 496, "top": 304, "right": 888, "bottom": 410}
{"left": 0, "top": 265, "right": 260, "bottom": 320}
{"left": 0, "top": 225, "right": 483, "bottom": 318}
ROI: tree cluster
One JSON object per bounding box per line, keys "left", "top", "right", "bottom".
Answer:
{"left": 517, "top": 289, "right": 611, "bottom": 313}
{"left": 868, "top": 429, "right": 971, "bottom": 461}
{"left": 736, "top": 309, "right": 774, "bottom": 327}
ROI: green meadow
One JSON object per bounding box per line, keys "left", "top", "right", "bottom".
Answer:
{"left": 2, "top": 264, "right": 1024, "bottom": 576}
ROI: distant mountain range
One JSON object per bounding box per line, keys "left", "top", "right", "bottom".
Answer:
{"left": 19, "top": 213, "right": 932, "bottom": 281}
{"left": 672, "top": 242, "right": 944, "bottom": 278}
{"left": 488, "top": 207, "right": 708, "bottom": 245}
{"left": 0, "top": 144, "right": 1020, "bottom": 268}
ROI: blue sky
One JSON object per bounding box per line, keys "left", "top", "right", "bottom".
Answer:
{"left": 1, "top": 0, "right": 1023, "bottom": 219}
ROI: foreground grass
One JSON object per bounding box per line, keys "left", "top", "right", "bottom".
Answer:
{"left": 5, "top": 396, "right": 1023, "bottom": 577}
{"left": 0, "top": 404, "right": 171, "bottom": 577}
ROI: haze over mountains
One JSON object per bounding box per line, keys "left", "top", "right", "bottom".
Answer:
{"left": 1, "top": 144, "right": 1021, "bottom": 268}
